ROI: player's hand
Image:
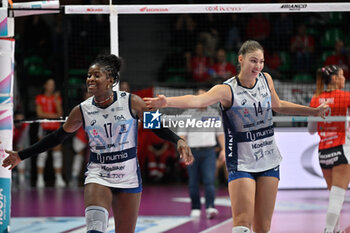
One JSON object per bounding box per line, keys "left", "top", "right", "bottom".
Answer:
{"left": 316, "top": 102, "right": 329, "bottom": 119}
{"left": 218, "top": 149, "right": 225, "bottom": 162}
{"left": 143, "top": 95, "right": 167, "bottom": 111}
{"left": 2, "top": 149, "right": 21, "bottom": 170}
{"left": 176, "top": 139, "right": 194, "bottom": 165}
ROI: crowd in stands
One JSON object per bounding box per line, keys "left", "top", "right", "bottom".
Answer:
{"left": 160, "top": 12, "right": 350, "bottom": 84}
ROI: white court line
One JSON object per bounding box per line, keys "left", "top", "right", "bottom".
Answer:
{"left": 69, "top": 216, "right": 192, "bottom": 233}
{"left": 200, "top": 218, "right": 232, "bottom": 233}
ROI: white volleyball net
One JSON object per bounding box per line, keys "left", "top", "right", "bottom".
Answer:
{"left": 10, "top": 2, "right": 350, "bottom": 126}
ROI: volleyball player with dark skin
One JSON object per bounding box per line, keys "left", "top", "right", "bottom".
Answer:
{"left": 2, "top": 54, "right": 194, "bottom": 233}
{"left": 308, "top": 65, "right": 350, "bottom": 233}
{"left": 144, "top": 40, "right": 329, "bottom": 233}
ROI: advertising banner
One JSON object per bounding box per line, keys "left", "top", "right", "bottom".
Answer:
{"left": 0, "top": 38, "right": 14, "bottom": 233}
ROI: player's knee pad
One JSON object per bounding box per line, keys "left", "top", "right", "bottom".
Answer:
{"left": 52, "top": 151, "right": 63, "bottom": 169}
{"left": 232, "top": 226, "right": 251, "bottom": 233}
{"left": 36, "top": 152, "right": 48, "bottom": 168}
{"left": 85, "top": 205, "right": 109, "bottom": 233}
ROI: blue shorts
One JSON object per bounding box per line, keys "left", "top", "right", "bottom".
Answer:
{"left": 228, "top": 166, "right": 280, "bottom": 182}
{"left": 110, "top": 184, "right": 142, "bottom": 194}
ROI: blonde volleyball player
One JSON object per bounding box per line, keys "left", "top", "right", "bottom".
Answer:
{"left": 308, "top": 65, "right": 350, "bottom": 233}
{"left": 144, "top": 40, "right": 329, "bottom": 233}
{"left": 2, "top": 54, "right": 194, "bottom": 233}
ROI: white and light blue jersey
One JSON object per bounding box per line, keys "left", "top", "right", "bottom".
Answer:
{"left": 222, "top": 73, "right": 282, "bottom": 173}
{"left": 80, "top": 91, "right": 141, "bottom": 188}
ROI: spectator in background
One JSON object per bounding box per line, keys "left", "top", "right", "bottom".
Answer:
{"left": 23, "top": 15, "right": 52, "bottom": 58}
{"left": 225, "top": 14, "right": 242, "bottom": 51}
{"left": 35, "top": 78, "right": 65, "bottom": 188}
{"left": 209, "top": 48, "right": 236, "bottom": 83}
{"left": 144, "top": 131, "right": 176, "bottom": 182}
{"left": 245, "top": 13, "right": 271, "bottom": 49}
{"left": 290, "top": 23, "right": 315, "bottom": 74}
{"left": 119, "top": 81, "right": 130, "bottom": 92}
{"left": 186, "top": 42, "right": 211, "bottom": 83}
{"left": 171, "top": 14, "right": 197, "bottom": 53}
{"left": 198, "top": 14, "right": 220, "bottom": 58}
{"left": 12, "top": 111, "right": 30, "bottom": 187}
{"left": 178, "top": 88, "right": 225, "bottom": 219}
{"left": 271, "top": 13, "right": 294, "bottom": 51}
{"left": 324, "top": 39, "right": 349, "bottom": 79}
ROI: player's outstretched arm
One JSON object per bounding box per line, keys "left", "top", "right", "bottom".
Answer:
{"left": 2, "top": 106, "right": 83, "bottom": 170}
{"left": 143, "top": 85, "right": 232, "bottom": 111}
{"left": 264, "top": 72, "right": 329, "bottom": 118}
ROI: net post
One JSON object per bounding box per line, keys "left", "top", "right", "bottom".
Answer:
{"left": 110, "top": 3, "right": 120, "bottom": 90}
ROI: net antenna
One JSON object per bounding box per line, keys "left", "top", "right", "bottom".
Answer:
{"left": 109, "top": 0, "right": 120, "bottom": 91}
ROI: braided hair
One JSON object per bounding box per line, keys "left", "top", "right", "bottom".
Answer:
{"left": 315, "top": 65, "right": 340, "bottom": 95}
{"left": 91, "top": 54, "right": 122, "bottom": 84}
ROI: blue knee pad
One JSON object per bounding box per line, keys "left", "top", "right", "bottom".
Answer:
{"left": 85, "top": 205, "right": 109, "bottom": 233}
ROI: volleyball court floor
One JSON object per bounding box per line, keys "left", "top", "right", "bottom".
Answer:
{"left": 10, "top": 184, "right": 350, "bottom": 233}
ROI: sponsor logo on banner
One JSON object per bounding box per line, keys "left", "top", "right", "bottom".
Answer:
{"left": 0, "top": 179, "right": 10, "bottom": 231}
{"left": 139, "top": 7, "right": 169, "bottom": 12}
{"left": 205, "top": 6, "right": 242, "bottom": 12}
{"left": 87, "top": 8, "right": 104, "bottom": 12}
{"left": 281, "top": 4, "right": 307, "bottom": 10}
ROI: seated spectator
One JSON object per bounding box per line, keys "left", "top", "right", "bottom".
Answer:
{"left": 209, "top": 48, "right": 236, "bottom": 82}
{"left": 144, "top": 130, "right": 176, "bottom": 182}
{"left": 324, "top": 39, "right": 349, "bottom": 79}
{"left": 290, "top": 23, "right": 315, "bottom": 74}
{"left": 186, "top": 43, "right": 211, "bottom": 83}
